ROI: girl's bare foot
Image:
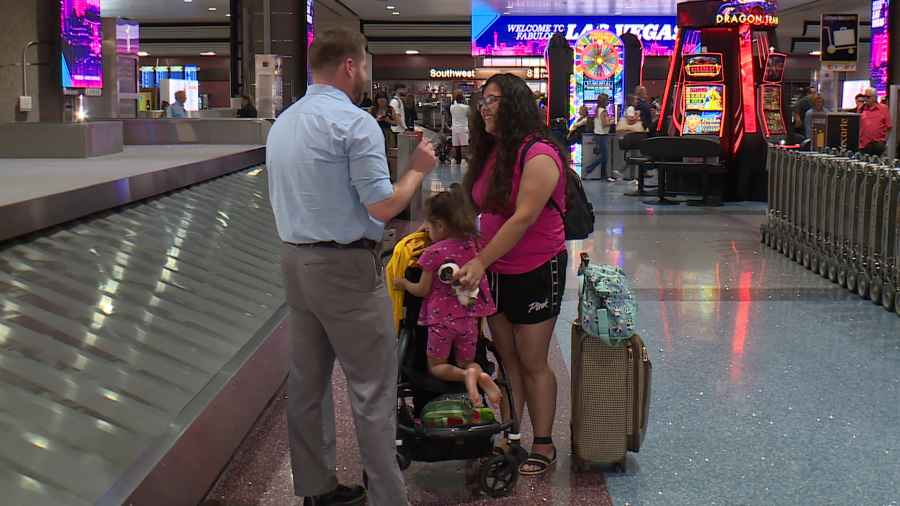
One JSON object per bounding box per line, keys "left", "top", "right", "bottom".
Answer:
{"left": 478, "top": 372, "right": 502, "bottom": 408}
{"left": 464, "top": 367, "right": 483, "bottom": 407}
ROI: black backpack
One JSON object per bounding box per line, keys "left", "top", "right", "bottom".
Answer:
{"left": 518, "top": 137, "right": 595, "bottom": 240}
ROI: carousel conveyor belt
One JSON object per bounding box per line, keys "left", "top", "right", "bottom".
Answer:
{"left": 0, "top": 166, "right": 290, "bottom": 506}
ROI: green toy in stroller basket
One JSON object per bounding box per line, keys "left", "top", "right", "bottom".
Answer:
{"left": 420, "top": 394, "right": 495, "bottom": 428}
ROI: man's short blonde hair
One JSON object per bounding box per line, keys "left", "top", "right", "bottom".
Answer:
{"left": 308, "top": 27, "right": 367, "bottom": 75}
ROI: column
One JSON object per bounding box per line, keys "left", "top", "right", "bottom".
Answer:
{"left": 239, "top": 0, "right": 309, "bottom": 106}
{"left": 0, "top": 0, "right": 64, "bottom": 123}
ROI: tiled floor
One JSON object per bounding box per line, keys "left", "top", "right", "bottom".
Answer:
{"left": 205, "top": 166, "right": 900, "bottom": 506}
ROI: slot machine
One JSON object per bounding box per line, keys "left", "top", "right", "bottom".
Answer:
{"left": 680, "top": 53, "right": 726, "bottom": 139}
{"left": 658, "top": 0, "right": 781, "bottom": 201}
{"left": 572, "top": 29, "right": 626, "bottom": 172}
{"left": 759, "top": 53, "right": 787, "bottom": 143}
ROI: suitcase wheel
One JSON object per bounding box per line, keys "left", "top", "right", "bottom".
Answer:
{"left": 571, "top": 455, "right": 585, "bottom": 474}
{"left": 479, "top": 454, "right": 518, "bottom": 497}
{"left": 870, "top": 277, "right": 883, "bottom": 306}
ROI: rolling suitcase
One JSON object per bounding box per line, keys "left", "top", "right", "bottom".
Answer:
{"left": 571, "top": 324, "right": 651, "bottom": 472}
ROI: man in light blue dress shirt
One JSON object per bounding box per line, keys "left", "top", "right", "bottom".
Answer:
{"left": 166, "top": 91, "right": 188, "bottom": 118}
{"left": 267, "top": 27, "right": 436, "bottom": 506}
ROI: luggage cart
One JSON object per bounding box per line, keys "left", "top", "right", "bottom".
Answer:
{"left": 864, "top": 165, "right": 894, "bottom": 305}
{"left": 821, "top": 156, "right": 851, "bottom": 280}
{"left": 879, "top": 163, "right": 900, "bottom": 312}
{"left": 763, "top": 145, "right": 793, "bottom": 248}
{"left": 810, "top": 153, "right": 839, "bottom": 274}
{"left": 852, "top": 162, "right": 880, "bottom": 299}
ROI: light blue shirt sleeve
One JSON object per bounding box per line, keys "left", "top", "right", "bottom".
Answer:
{"left": 347, "top": 115, "right": 395, "bottom": 206}
{"left": 167, "top": 103, "right": 187, "bottom": 118}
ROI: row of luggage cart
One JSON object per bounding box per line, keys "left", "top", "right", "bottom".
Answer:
{"left": 761, "top": 145, "right": 900, "bottom": 316}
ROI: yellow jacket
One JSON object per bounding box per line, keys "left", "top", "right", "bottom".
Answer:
{"left": 385, "top": 232, "right": 428, "bottom": 332}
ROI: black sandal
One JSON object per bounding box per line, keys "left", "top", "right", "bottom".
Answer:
{"left": 519, "top": 437, "right": 557, "bottom": 476}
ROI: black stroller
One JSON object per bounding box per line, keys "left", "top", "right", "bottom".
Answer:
{"left": 376, "top": 248, "right": 527, "bottom": 497}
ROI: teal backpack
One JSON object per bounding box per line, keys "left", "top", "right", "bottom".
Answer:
{"left": 577, "top": 253, "right": 638, "bottom": 347}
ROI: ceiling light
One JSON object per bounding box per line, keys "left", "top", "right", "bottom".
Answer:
{"left": 392, "top": 11, "right": 400, "bottom": 15}
{"left": 183, "top": 0, "right": 192, "bottom": 3}
{"left": 386, "top": 5, "right": 395, "bottom": 9}
{"left": 200, "top": 51, "right": 217, "bottom": 56}
{"left": 809, "top": 50, "right": 821, "bottom": 56}
{"left": 209, "top": 7, "right": 217, "bottom": 11}
{"left": 406, "top": 50, "right": 420, "bottom": 54}
{"left": 506, "top": 4, "right": 513, "bottom": 8}
{"left": 503, "top": 11, "right": 510, "bottom": 14}
{"left": 226, "top": 13, "right": 231, "bottom": 16}
{"left": 138, "top": 51, "right": 149, "bottom": 56}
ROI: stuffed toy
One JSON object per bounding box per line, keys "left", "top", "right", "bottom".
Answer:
{"left": 438, "top": 262, "right": 479, "bottom": 308}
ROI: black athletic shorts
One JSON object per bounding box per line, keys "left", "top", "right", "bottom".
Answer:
{"left": 487, "top": 250, "right": 567, "bottom": 325}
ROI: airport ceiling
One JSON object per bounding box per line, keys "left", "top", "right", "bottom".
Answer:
{"left": 101, "top": 0, "right": 873, "bottom": 22}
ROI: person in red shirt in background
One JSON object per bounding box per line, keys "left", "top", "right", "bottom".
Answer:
{"left": 858, "top": 88, "right": 893, "bottom": 156}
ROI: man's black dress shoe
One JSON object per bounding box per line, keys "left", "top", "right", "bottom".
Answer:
{"left": 302, "top": 484, "right": 367, "bottom": 506}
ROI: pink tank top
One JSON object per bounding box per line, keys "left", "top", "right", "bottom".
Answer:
{"left": 472, "top": 138, "right": 567, "bottom": 275}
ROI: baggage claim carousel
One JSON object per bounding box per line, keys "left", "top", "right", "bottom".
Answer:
{"left": 0, "top": 146, "right": 291, "bottom": 506}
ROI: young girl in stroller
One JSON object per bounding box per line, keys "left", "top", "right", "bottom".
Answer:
{"left": 392, "top": 184, "right": 503, "bottom": 408}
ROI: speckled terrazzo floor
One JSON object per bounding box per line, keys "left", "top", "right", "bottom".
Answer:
{"left": 203, "top": 166, "right": 900, "bottom": 506}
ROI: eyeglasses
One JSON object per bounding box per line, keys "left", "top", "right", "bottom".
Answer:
{"left": 477, "top": 95, "right": 502, "bottom": 109}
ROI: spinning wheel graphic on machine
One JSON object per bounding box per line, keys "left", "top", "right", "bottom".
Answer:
{"left": 580, "top": 40, "right": 621, "bottom": 80}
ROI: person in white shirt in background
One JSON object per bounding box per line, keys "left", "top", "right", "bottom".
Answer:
{"left": 449, "top": 91, "right": 470, "bottom": 166}
{"left": 614, "top": 93, "right": 643, "bottom": 181}
{"left": 582, "top": 94, "right": 616, "bottom": 182}
{"left": 390, "top": 84, "right": 408, "bottom": 135}
{"left": 567, "top": 105, "right": 590, "bottom": 145}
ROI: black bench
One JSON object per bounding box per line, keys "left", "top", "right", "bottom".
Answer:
{"left": 619, "top": 132, "right": 656, "bottom": 197}
{"left": 640, "top": 136, "right": 723, "bottom": 207}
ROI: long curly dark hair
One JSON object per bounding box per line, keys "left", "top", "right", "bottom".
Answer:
{"left": 463, "top": 73, "right": 567, "bottom": 214}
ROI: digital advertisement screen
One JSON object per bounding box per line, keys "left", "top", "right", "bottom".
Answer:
{"left": 471, "top": 15, "right": 678, "bottom": 57}
{"left": 116, "top": 18, "right": 139, "bottom": 54}
{"left": 870, "top": 0, "right": 889, "bottom": 97}
{"left": 61, "top": 0, "right": 103, "bottom": 88}
{"left": 307, "top": 0, "right": 314, "bottom": 86}
{"left": 684, "top": 84, "right": 724, "bottom": 112}
{"left": 841, "top": 80, "right": 870, "bottom": 109}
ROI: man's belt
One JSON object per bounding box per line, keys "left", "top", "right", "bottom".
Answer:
{"left": 291, "top": 239, "right": 377, "bottom": 250}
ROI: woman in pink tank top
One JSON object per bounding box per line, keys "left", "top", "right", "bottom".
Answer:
{"left": 456, "top": 74, "right": 568, "bottom": 476}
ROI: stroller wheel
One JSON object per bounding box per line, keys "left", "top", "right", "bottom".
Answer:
{"left": 479, "top": 454, "right": 518, "bottom": 497}
{"left": 362, "top": 470, "right": 368, "bottom": 489}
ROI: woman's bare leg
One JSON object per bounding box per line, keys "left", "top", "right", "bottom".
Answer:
{"left": 487, "top": 313, "right": 525, "bottom": 448}
{"left": 513, "top": 317, "right": 558, "bottom": 471}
